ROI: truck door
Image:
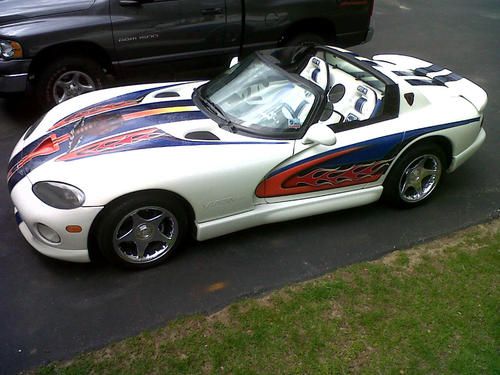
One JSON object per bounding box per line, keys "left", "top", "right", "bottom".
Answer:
{"left": 110, "top": 0, "right": 227, "bottom": 67}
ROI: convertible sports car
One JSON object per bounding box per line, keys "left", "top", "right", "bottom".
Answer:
{"left": 8, "top": 45, "right": 487, "bottom": 268}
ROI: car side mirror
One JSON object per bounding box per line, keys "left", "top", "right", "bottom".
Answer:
{"left": 229, "top": 57, "right": 239, "bottom": 68}
{"left": 302, "top": 123, "right": 337, "bottom": 146}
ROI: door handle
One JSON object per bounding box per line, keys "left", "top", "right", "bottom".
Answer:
{"left": 201, "top": 7, "right": 224, "bottom": 15}
{"left": 120, "top": 0, "right": 154, "bottom": 6}
{"left": 120, "top": 0, "right": 141, "bottom": 6}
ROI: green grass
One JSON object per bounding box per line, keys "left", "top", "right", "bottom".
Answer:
{"left": 38, "top": 221, "right": 500, "bottom": 375}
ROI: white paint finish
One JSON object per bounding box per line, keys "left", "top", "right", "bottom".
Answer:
{"left": 9, "top": 49, "right": 488, "bottom": 263}
{"left": 18, "top": 223, "right": 90, "bottom": 263}
{"left": 11, "top": 177, "right": 103, "bottom": 251}
{"left": 448, "top": 128, "right": 486, "bottom": 172}
{"left": 196, "top": 186, "right": 384, "bottom": 241}
{"left": 302, "top": 123, "right": 337, "bottom": 146}
{"left": 28, "top": 134, "right": 294, "bottom": 222}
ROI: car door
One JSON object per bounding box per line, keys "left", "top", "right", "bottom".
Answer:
{"left": 110, "top": 0, "right": 227, "bottom": 65}
{"left": 256, "top": 118, "right": 406, "bottom": 203}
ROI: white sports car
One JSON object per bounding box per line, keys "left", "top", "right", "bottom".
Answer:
{"left": 8, "top": 46, "right": 487, "bottom": 268}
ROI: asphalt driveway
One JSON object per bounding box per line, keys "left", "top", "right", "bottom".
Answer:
{"left": 1, "top": 0, "right": 499, "bottom": 373}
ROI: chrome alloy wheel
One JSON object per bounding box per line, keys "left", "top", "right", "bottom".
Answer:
{"left": 112, "top": 206, "right": 179, "bottom": 264}
{"left": 53, "top": 70, "right": 96, "bottom": 103}
{"left": 398, "top": 154, "right": 442, "bottom": 203}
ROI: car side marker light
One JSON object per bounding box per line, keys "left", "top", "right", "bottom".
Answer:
{"left": 66, "top": 225, "right": 82, "bottom": 233}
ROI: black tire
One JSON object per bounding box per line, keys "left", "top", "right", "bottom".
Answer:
{"left": 383, "top": 144, "right": 446, "bottom": 208}
{"left": 94, "top": 192, "right": 188, "bottom": 269}
{"left": 284, "top": 32, "right": 325, "bottom": 47}
{"left": 35, "top": 55, "right": 104, "bottom": 109}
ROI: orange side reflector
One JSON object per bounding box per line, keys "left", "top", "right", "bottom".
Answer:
{"left": 66, "top": 225, "right": 82, "bottom": 233}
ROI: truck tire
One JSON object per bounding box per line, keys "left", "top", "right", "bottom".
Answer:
{"left": 36, "top": 56, "right": 104, "bottom": 109}
{"left": 284, "top": 32, "right": 325, "bottom": 47}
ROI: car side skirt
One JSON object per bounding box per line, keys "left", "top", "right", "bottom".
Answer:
{"left": 196, "top": 186, "right": 383, "bottom": 241}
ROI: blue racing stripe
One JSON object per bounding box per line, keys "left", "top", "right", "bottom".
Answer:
{"left": 432, "top": 72, "right": 463, "bottom": 85}
{"left": 270, "top": 117, "right": 480, "bottom": 177}
{"left": 406, "top": 79, "right": 443, "bottom": 86}
{"left": 414, "top": 64, "right": 444, "bottom": 76}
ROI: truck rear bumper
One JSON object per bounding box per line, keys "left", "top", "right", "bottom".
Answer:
{"left": 0, "top": 59, "right": 31, "bottom": 93}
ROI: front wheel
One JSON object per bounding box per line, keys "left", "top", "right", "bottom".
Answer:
{"left": 95, "top": 192, "right": 188, "bottom": 269}
{"left": 383, "top": 144, "right": 446, "bottom": 208}
{"left": 35, "top": 56, "right": 104, "bottom": 109}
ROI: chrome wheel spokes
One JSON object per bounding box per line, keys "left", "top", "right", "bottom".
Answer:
{"left": 399, "top": 154, "right": 442, "bottom": 203}
{"left": 113, "top": 206, "right": 178, "bottom": 264}
{"left": 53, "top": 71, "right": 96, "bottom": 103}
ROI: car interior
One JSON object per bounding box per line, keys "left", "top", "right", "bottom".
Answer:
{"left": 298, "top": 50, "right": 386, "bottom": 126}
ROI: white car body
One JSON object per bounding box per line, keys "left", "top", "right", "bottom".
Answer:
{"left": 8, "top": 46, "right": 487, "bottom": 264}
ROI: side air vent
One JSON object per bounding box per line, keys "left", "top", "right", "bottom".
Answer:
{"left": 404, "top": 93, "right": 415, "bottom": 106}
{"left": 185, "top": 131, "right": 220, "bottom": 141}
{"left": 154, "top": 92, "right": 180, "bottom": 98}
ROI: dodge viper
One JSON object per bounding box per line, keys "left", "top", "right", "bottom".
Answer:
{"left": 8, "top": 45, "right": 487, "bottom": 268}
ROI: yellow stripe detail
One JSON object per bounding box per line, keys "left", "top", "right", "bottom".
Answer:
{"left": 122, "top": 106, "right": 199, "bottom": 121}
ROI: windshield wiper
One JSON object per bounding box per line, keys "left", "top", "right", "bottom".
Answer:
{"left": 219, "top": 122, "right": 238, "bottom": 133}
{"left": 196, "top": 91, "right": 238, "bottom": 133}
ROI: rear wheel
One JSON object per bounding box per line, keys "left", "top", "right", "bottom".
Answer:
{"left": 95, "top": 192, "right": 188, "bottom": 269}
{"left": 383, "top": 144, "right": 446, "bottom": 208}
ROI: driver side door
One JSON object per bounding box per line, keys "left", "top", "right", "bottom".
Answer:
{"left": 110, "top": 0, "right": 227, "bottom": 66}
{"left": 256, "top": 119, "right": 405, "bottom": 203}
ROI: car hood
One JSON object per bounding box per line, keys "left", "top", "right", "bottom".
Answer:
{"left": 7, "top": 81, "right": 285, "bottom": 192}
{"left": 0, "top": 0, "right": 95, "bottom": 24}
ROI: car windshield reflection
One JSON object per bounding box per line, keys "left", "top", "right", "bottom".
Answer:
{"left": 202, "top": 55, "right": 318, "bottom": 136}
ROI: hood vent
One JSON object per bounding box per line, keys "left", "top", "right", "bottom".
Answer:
{"left": 154, "top": 92, "right": 180, "bottom": 99}
{"left": 185, "top": 131, "right": 220, "bottom": 141}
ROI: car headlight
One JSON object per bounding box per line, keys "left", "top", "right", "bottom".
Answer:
{"left": 0, "top": 40, "right": 23, "bottom": 60}
{"left": 33, "top": 181, "right": 85, "bottom": 209}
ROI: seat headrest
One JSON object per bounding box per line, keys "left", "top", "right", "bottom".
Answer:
{"left": 300, "top": 57, "right": 328, "bottom": 90}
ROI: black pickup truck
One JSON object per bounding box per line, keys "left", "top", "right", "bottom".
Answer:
{"left": 0, "top": 0, "right": 374, "bottom": 108}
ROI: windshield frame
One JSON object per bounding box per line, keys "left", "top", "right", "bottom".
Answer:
{"left": 195, "top": 52, "right": 325, "bottom": 140}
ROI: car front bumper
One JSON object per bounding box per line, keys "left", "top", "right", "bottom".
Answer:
{"left": 11, "top": 177, "right": 103, "bottom": 263}
{"left": 0, "top": 59, "right": 31, "bottom": 93}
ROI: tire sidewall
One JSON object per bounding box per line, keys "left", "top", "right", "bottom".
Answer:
{"left": 36, "top": 56, "right": 104, "bottom": 109}
{"left": 384, "top": 144, "right": 446, "bottom": 208}
{"left": 285, "top": 32, "right": 325, "bottom": 47}
{"left": 95, "top": 192, "right": 188, "bottom": 269}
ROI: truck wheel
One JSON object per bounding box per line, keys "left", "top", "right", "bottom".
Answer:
{"left": 284, "top": 32, "right": 325, "bottom": 47}
{"left": 36, "top": 56, "right": 104, "bottom": 109}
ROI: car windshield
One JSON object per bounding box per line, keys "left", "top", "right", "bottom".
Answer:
{"left": 201, "top": 55, "right": 318, "bottom": 136}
